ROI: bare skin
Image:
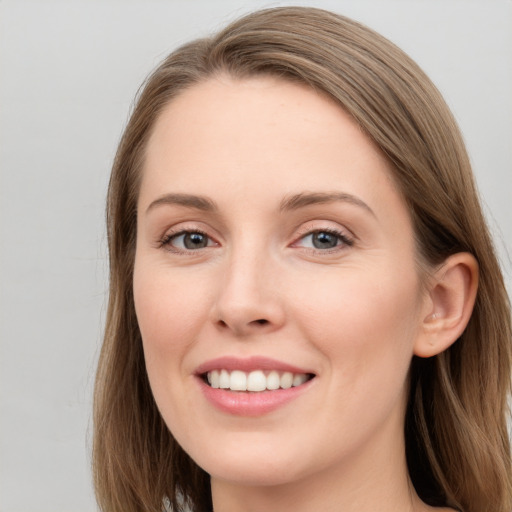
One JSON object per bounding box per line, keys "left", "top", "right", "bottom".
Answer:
{"left": 134, "top": 75, "right": 475, "bottom": 512}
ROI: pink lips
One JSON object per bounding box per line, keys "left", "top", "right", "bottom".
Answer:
{"left": 195, "top": 355, "right": 312, "bottom": 375}
{"left": 195, "top": 356, "right": 315, "bottom": 417}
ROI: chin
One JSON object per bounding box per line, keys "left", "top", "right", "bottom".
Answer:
{"left": 183, "top": 433, "right": 317, "bottom": 488}
{"left": 206, "top": 459, "right": 302, "bottom": 487}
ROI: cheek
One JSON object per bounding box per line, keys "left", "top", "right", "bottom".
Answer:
{"left": 133, "top": 263, "right": 212, "bottom": 371}
{"left": 132, "top": 262, "right": 215, "bottom": 435}
{"left": 286, "top": 267, "right": 422, "bottom": 459}
{"left": 292, "top": 264, "right": 422, "bottom": 386}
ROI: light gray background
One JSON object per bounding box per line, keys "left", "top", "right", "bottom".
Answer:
{"left": 1, "top": 1, "right": 510, "bottom": 511}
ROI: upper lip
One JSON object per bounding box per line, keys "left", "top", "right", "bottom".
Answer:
{"left": 195, "top": 356, "right": 314, "bottom": 375}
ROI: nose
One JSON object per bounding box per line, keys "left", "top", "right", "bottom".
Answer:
{"left": 211, "top": 249, "right": 285, "bottom": 337}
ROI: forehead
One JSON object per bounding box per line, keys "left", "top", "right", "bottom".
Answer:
{"left": 147, "top": 75, "right": 374, "bottom": 153}
{"left": 140, "top": 75, "right": 405, "bottom": 221}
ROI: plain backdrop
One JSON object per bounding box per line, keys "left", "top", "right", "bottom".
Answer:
{"left": 1, "top": 1, "right": 511, "bottom": 511}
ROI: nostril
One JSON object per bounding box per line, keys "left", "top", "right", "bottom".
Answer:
{"left": 255, "top": 319, "right": 269, "bottom": 325}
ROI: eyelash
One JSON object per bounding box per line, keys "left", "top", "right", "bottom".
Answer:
{"left": 158, "top": 229, "right": 215, "bottom": 254}
{"left": 293, "top": 227, "right": 354, "bottom": 253}
{"left": 158, "top": 227, "right": 354, "bottom": 255}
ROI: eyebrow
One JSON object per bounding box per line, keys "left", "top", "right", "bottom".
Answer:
{"left": 146, "top": 193, "right": 218, "bottom": 214}
{"left": 145, "top": 191, "right": 374, "bottom": 216}
{"left": 279, "top": 192, "right": 375, "bottom": 216}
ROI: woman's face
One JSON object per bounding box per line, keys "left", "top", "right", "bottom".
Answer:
{"left": 134, "top": 76, "right": 430, "bottom": 488}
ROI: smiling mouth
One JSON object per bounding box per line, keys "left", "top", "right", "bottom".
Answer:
{"left": 203, "top": 369, "right": 315, "bottom": 392}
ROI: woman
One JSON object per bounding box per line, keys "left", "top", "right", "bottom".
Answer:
{"left": 92, "top": 7, "right": 512, "bottom": 512}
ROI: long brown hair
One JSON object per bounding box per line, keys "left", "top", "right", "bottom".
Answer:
{"left": 93, "top": 7, "right": 512, "bottom": 512}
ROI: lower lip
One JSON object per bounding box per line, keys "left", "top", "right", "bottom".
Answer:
{"left": 197, "top": 377, "right": 314, "bottom": 417}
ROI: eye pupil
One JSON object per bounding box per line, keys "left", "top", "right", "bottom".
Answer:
{"left": 184, "top": 232, "right": 208, "bottom": 249}
{"left": 313, "top": 232, "right": 338, "bottom": 249}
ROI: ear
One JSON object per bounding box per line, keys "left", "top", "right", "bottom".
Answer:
{"left": 414, "top": 252, "right": 478, "bottom": 358}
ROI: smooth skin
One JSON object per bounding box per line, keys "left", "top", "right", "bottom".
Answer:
{"left": 133, "top": 76, "right": 477, "bottom": 512}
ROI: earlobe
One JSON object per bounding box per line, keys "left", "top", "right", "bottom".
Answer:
{"left": 414, "top": 252, "right": 479, "bottom": 358}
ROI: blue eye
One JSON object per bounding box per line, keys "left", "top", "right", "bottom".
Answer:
{"left": 297, "top": 230, "right": 353, "bottom": 250}
{"left": 163, "top": 230, "right": 214, "bottom": 251}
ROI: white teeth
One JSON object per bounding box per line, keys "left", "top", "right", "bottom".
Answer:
{"left": 219, "top": 369, "right": 230, "bottom": 389}
{"left": 205, "top": 369, "right": 311, "bottom": 392}
{"left": 280, "top": 372, "right": 293, "bottom": 389}
{"left": 293, "top": 374, "right": 308, "bottom": 387}
{"left": 230, "top": 370, "right": 247, "bottom": 391}
{"left": 209, "top": 369, "right": 220, "bottom": 389}
{"left": 266, "top": 370, "right": 281, "bottom": 390}
{"left": 247, "top": 370, "right": 267, "bottom": 392}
